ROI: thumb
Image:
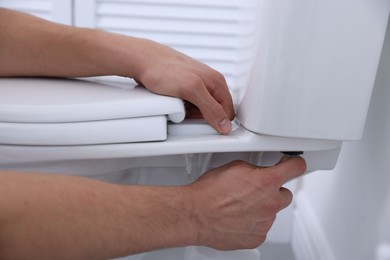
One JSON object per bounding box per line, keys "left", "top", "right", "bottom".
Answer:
{"left": 198, "top": 97, "right": 232, "bottom": 134}
{"left": 186, "top": 84, "right": 232, "bottom": 134}
{"left": 275, "top": 156, "right": 292, "bottom": 166}
{"left": 272, "top": 156, "right": 307, "bottom": 185}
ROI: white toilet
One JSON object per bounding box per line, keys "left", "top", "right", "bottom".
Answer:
{"left": 0, "top": 76, "right": 344, "bottom": 174}
{"left": 1, "top": 0, "right": 389, "bottom": 259}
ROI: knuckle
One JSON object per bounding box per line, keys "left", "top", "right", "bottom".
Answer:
{"left": 261, "top": 173, "right": 282, "bottom": 189}
{"left": 229, "top": 160, "right": 249, "bottom": 168}
{"left": 188, "top": 74, "right": 204, "bottom": 88}
{"left": 267, "top": 198, "right": 285, "bottom": 212}
{"left": 228, "top": 160, "right": 259, "bottom": 173}
{"left": 284, "top": 189, "right": 294, "bottom": 204}
{"left": 206, "top": 101, "right": 224, "bottom": 117}
{"left": 249, "top": 235, "right": 266, "bottom": 248}
{"left": 177, "top": 74, "right": 203, "bottom": 99}
{"left": 212, "top": 70, "right": 227, "bottom": 84}
{"left": 264, "top": 218, "right": 276, "bottom": 232}
{"left": 258, "top": 235, "right": 267, "bottom": 246}
{"left": 205, "top": 66, "right": 224, "bottom": 81}
{"left": 282, "top": 199, "right": 292, "bottom": 211}
{"left": 246, "top": 242, "right": 260, "bottom": 250}
{"left": 241, "top": 238, "right": 263, "bottom": 250}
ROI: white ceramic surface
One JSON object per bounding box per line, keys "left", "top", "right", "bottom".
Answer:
{"left": 237, "top": 0, "right": 390, "bottom": 141}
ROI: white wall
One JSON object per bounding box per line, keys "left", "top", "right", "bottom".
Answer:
{"left": 295, "top": 17, "right": 390, "bottom": 260}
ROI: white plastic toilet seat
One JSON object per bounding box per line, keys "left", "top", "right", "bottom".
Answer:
{"left": 0, "top": 78, "right": 343, "bottom": 172}
{"left": 0, "top": 78, "right": 185, "bottom": 145}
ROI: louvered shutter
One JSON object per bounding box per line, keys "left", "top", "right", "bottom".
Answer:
{"left": 75, "top": 0, "right": 258, "bottom": 103}
{"left": 0, "top": 0, "right": 72, "bottom": 24}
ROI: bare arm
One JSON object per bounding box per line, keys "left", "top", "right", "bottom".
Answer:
{"left": 0, "top": 157, "right": 306, "bottom": 259}
{"left": 0, "top": 8, "right": 234, "bottom": 134}
{"left": 0, "top": 171, "right": 194, "bottom": 259}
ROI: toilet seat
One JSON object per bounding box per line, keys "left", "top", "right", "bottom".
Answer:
{"left": 0, "top": 78, "right": 185, "bottom": 145}
{"left": 0, "top": 78, "right": 343, "bottom": 172}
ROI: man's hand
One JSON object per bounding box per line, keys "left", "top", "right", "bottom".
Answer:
{"left": 132, "top": 40, "right": 235, "bottom": 134}
{"left": 188, "top": 156, "right": 306, "bottom": 250}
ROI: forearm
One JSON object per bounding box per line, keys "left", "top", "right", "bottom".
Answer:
{"left": 0, "top": 171, "right": 196, "bottom": 259}
{"left": 0, "top": 8, "right": 149, "bottom": 78}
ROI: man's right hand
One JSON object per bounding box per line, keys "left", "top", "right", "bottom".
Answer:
{"left": 187, "top": 156, "right": 306, "bottom": 250}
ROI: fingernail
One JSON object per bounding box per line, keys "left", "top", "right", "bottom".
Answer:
{"left": 219, "top": 119, "right": 232, "bottom": 134}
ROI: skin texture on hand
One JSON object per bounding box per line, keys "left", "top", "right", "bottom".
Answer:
{"left": 189, "top": 156, "right": 306, "bottom": 250}
{"left": 0, "top": 8, "right": 234, "bottom": 134}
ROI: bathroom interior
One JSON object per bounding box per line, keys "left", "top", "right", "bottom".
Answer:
{"left": 1, "top": 0, "right": 390, "bottom": 259}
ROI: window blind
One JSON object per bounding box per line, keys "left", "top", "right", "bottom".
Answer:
{"left": 0, "top": 0, "right": 72, "bottom": 24}
{"left": 0, "top": 0, "right": 52, "bottom": 20}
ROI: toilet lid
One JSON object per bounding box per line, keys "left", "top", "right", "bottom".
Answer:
{"left": 0, "top": 77, "right": 185, "bottom": 123}
{"left": 0, "top": 78, "right": 185, "bottom": 145}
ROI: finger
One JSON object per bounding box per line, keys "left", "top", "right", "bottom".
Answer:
{"left": 185, "top": 81, "right": 233, "bottom": 134}
{"left": 201, "top": 97, "right": 232, "bottom": 134}
{"left": 271, "top": 156, "right": 307, "bottom": 186}
{"left": 191, "top": 63, "right": 235, "bottom": 120}
{"left": 278, "top": 187, "right": 293, "bottom": 210}
{"left": 204, "top": 75, "right": 235, "bottom": 120}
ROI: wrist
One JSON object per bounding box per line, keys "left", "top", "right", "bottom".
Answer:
{"left": 79, "top": 29, "right": 144, "bottom": 78}
{"left": 162, "top": 186, "right": 200, "bottom": 248}
{"left": 95, "top": 31, "right": 159, "bottom": 80}
{"left": 118, "top": 185, "right": 199, "bottom": 252}
{"left": 184, "top": 185, "right": 211, "bottom": 247}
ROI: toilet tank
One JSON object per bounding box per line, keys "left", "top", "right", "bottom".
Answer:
{"left": 237, "top": 0, "right": 390, "bottom": 141}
